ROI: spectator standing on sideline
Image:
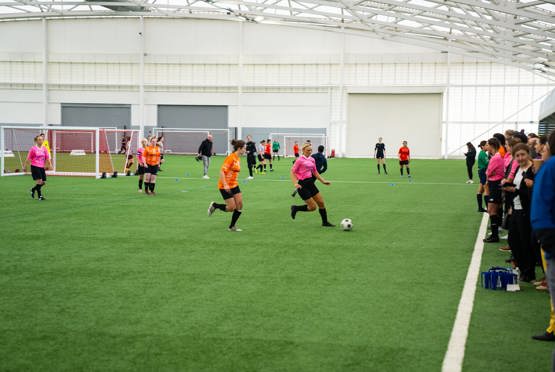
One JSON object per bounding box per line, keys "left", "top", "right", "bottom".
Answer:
{"left": 198, "top": 134, "right": 213, "bottom": 179}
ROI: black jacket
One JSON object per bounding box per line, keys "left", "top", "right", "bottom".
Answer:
{"left": 246, "top": 141, "right": 257, "bottom": 156}
{"left": 464, "top": 149, "right": 476, "bottom": 163}
{"left": 198, "top": 139, "right": 213, "bottom": 157}
{"left": 311, "top": 152, "right": 327, "bottom": 174}
{"left": 513, "top": 166, "right": 535, "bottom": 213}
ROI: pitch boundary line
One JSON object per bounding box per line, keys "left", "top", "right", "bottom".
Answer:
{"left": 441, "top": 213, "right": 489, "bottom": 372}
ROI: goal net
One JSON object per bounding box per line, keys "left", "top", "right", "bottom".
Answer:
{"left": 1, "top": 126, "right": 139, "bottom": 177}
{"left": 152, "top": 128, "right": 231, "bottom": 155}
{"left": 269, "top": 133, "right": 328, "bottom": 157}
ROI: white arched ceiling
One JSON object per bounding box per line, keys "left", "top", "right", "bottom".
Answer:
{"left": 0, "top": 0, "right": 553, "bottom": 78}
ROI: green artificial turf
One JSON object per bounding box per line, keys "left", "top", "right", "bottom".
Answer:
{"left": 463, "top": 231, "right": 554, "bottom": 371}
{"left": 0, "top": 157, "right": 546, "bottom": 371}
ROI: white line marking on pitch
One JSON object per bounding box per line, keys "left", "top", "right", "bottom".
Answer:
{"left": 158, "top": 176, "right": 471, "bottom": 187}
{"left": 442, "top": 212, "right": 489, "bottom": 372}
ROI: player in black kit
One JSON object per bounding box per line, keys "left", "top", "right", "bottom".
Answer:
{"left": 245, "top": 135, "right": 257, "bottom": 179}
{"left": 374, "top": 137, "right": 388, "bottom": 175}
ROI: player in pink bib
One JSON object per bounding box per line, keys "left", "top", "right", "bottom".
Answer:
{"left": 24, "top": 135, "right": 52, "bottom": 201}
{"left": 290, "top": 142, "right": 334, "bottom": 227}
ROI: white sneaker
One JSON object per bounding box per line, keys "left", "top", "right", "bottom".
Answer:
{"left": 228, "top": 226, "right": 243, "bottom": 232}
{"left": 138, "top": 189, "right": 143, "bottom": 193}
{"left": 202, "top": 175, "right": 210, "bottom": 179}
{"left": 247, "top": 176, "right": 254, "bottom": 180}
{"left": 208, "top": 202, "right": 216, "bottom": 217}
{"left": 466, "top": 179, "right": 474, "bottom": 184}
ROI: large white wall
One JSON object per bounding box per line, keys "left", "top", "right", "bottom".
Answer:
{"left": 0, "top": 17, "right": 553, "bottom": 157}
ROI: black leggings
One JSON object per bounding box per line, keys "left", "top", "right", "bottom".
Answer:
{"left": 466, "top": 160, "right": 475, "bottom": 180}
{"left": 508, "top": 210, "right": 535, "bottom": 281}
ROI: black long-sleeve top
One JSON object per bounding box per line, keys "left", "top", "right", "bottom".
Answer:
{"left": 198, "top": 139, "right": 213, "bottom": 157}
{"left": 311, "top": 152, "right": 328, "bottom": 174}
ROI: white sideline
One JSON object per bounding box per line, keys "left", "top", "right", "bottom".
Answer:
{"left": 157, "top": 176, "right": 472, "bottom": 187}
{"left": 441, "top": 212, "right": 489, "bottom": 372}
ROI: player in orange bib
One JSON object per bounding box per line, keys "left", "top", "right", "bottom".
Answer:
{"left": 398, "top": 140, "right": 411, "bottom": 177}
{"left": 143, "top": 136, "right": 161, "bottom": 195}
{"left": 264, "top": 139, "right": 274, "bottom": 172}
{"left": 207, "top": 140, "right": 247, "bottom": 232}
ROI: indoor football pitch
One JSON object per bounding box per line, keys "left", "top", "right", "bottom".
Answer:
{"left": 1, "top": 157, "right": 552, "bottom": 371}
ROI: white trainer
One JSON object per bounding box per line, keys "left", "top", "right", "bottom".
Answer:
{"left": 208, "top": 202, "right": 216, "bottom": 217}
{"left": 228, "top": 226, "right": 243, "bottom": 232}
{"left": 202, "top": 175, "right": 210, "bottom": 179}
{"left": 247, "top": 176, "right": 254, "bottom": 180}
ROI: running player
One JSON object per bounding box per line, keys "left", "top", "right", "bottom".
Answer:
{"left": 264, "top": 139, "right": 273, "bottom": 172}
{"left": 143, "top": 137, "right": 161, "bottom": 195}
{"left": 290, "top": 143, "right": 334, "bottom": 227}
{"left": 136, "top": 138, "right": 148, "bottom": 192}
{"left": 24, "top": 135, "right": 52, "bottom": 201}
{"left": 374, "top": 137, "right": 387, "bottom": 175}
{"left": 272, "top": 139, "right": 281, "bottom": 160}
{"left": 476, "top": 140, "right": 489, "bottom": 212}
{"left": 245, "top": 135, "right": 256, "bottom": 180}
{"left": 207, "top": 140, "right": 247, "bottom": 232}
{"left": 398, "top": 141, "right": 411, "bottom": 177}
{"left": 484, "top": 137, "right": 504, "bottom": 242}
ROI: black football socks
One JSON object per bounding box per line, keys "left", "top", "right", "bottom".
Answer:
{"left": 291, "top": 205, "right": 308, "bottom": 219}
{"left": 213, "top": 203, "right": 226, "bottom": 211}
{"left": 319, "top": 208, "right": 334, "bottom": 226}
{"left": 377, "top": 164, "right": 381, "bottom": 174}
{"left": 230, "top": 210, "right": 242, "bottom": 228}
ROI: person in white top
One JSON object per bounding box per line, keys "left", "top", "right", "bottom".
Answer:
{"left": 503, "top": 143, "right": 536, "bottom": 282}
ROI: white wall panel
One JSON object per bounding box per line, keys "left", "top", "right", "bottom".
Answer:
{"left": 48, "top": 19, "right": 140, "bottom": 58}
{"left": 0, "top": 102, "right": 43, "bottom": 123}
{"left": 347, "top": 93, "right": 442, "bottom": 158}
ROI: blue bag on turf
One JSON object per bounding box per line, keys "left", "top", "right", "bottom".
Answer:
{"left": 481, "top": 267, "right": 518, "bottom": 291}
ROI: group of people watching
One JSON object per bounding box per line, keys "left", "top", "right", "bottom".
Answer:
{"left": 466, "top": 129, "right": 555, "bottom": 343}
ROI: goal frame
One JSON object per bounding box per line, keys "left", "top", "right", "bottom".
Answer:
{"left": 269, "top": 132, "right": 328, "bottom": 157}
{"left": 152, "top": 127, "right": 232, "bottom": 155}
{"left": 1, "top": 126, "right": 100, "bottom": 178}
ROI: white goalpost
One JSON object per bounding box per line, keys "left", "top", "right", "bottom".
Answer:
{"left": 1, "top": 126, "right": 139, "bottom": 178}
{"left": 269, "top": 132, "right": 328, "bottom": 157}
{"left": 152, "top": 127, "right": 232, "bottom": 155}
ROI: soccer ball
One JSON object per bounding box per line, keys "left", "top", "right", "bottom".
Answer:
{"left": 340, "top": 218, "right": 353, "bottom": 231}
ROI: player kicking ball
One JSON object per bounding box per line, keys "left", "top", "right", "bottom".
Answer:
{"left": 290, "top": 143, "right": 334, "bottom": 227}
{"left": 208, "top": 140, "right": 246, "bottom": 232}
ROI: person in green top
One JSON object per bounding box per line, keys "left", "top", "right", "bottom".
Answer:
{"left": 272, "top": 139, "right": 281, "bottom": 161}
{"left": 476, "top": 140, "right": 490, "bottom": 212}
